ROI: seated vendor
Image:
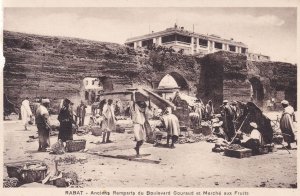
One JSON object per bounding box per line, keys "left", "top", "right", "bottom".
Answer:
{"left": 238, "top": 122, "right": 263, "bottom": 153}
{"left": 212, "top": 121, "right": 228, "bottom": 141}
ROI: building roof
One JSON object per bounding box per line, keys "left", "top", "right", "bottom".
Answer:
{"left": 125, "top": 26, "right": 248, "bottom": 48}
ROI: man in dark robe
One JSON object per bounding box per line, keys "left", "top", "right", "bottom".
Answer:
{"left": 235, "top": 102, "right": 273, "bottom": 144}
{"left": 58, "top": 99, "right": 76, "bottom": 143}
{"left": 221, "top": 100, "right": 235, "bottom": 141}
{"left": 35, "top": 99, "right": 51, "bottom": 151}
{"left": 76, "top": 100, "right": 87, "bottom": 126}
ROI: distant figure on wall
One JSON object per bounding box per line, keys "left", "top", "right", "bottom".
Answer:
{"left": 21, "top": 97, "right": 33, "bottom": 130}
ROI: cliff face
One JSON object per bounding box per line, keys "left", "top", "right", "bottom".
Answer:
{"left": 3, "top": 31, "right": 297, "bottom": 110}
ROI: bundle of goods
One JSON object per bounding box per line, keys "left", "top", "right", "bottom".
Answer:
{"left": 273, "top": 134, "right": 284, "bottom": 144}
{"left": 58, "top": 155, "right": 88, "bottom": 165}
{"left": 264, "top": 143, "right": 277, "bottom": 152}
{"left": 53, "top": 171, "right": 79, "bottom": 187}
{"left": 90, "top": 126, "right": 102, "bottom": 136}
{"left": 187, "top": 133, "right": 206, "bottom": 142}
{"left": 201, "top": 121, "right": 211, "bottom": 127}
{"left": 116, "top": 116, "right": 127, "bottom": 120}
{"left": 227, "top": 144, "right": 245, "bottom": 150}
{"left": 3, "top": 177, "right": 19, "bottom": 188}
{"left": 186, "top": 138, "right": 196, "bottom": 143}
{"left": 76, "top": 126, "right": 90, "bottom": 136}
{"left": 178, "top": 135, "right": 187, "bottom": 144}
{"left": 206, "top": 135, "right": 219, "bottom": 143}
{"left": 212, "top": 138, "right": 229, "bottom": 153}
{"left": 50, "top": 139, "right": 65, "bottom": 155}
{"left": 224, "top": 144, "right": 252, "bottom": 158}
{"left": 65, "top": 139, "right": 86, "bottom": 152}
{"left": 194, "top": 122, "right": 212, "bottom": 136}
{"left": 6, "top": 160, "right": 48, "bottom": 184}
{"left": 43, "top": 160, "right": 79, "bottom": 188}
{"left": 257, "top": 145, "right": 269, "bottom": 155}
{"left": 180, "top": 126, "right": 188, "bottom": 135}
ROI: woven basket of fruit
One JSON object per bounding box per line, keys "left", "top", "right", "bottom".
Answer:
{"left": 66, "top": 139, "right": 86, "bottom": 152}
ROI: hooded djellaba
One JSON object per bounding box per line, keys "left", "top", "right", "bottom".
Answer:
{"left": 235, "top": 102, "right": 273, "bottom": 144}
{"left": 58, "top": 98, "right": 76, "bottom": 143}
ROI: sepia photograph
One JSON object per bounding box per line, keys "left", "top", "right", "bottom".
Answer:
{"left": 0, "top": 1, "right": 298, "bottom": 195}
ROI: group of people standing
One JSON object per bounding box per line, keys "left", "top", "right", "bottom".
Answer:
{"left": 130, "top": 91, "right": 181, "bottom": 156}
{"left": 19, "top": 95, "right": 297, "bottom": 154}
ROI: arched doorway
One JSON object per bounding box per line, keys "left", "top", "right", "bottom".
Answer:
{"left": 158, "top": 72, "right": 189, "bottom": 90}
{"left": 157, "top": 72, "right": 189, "bottom": 100}
{"left": 249, "top": 77, "right": 264, "bottom": 106}
{"left": 284, "top": 81, "right": 297, "bottom": 110}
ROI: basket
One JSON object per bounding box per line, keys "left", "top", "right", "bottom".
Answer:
{"left": 273, "top": 135, "right": 283, "bottom": 144}
{"left": 203, "top": 126, "right": 212, "bottom": 136}
{"left": 66, "top": 139, "right": 86, "bottom": 152}
{"left": 224, "top": 148, "right": 252, "bottom": 159}
{"left": 91, "top": 126, "right": 102, "bottom": 136}
{"left": 116, "top": 125, "right": 125, "bottom": 133}
{"left": 178, "top": 135, "right": 186, "bottom": 144}
{"left": 6, "top": 160, "right": 48, "bottom": 184}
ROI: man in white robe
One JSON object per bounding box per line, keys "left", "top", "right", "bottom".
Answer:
{"left": 21, "top": 97, "right": 33, "bottom": 130}
{"left": 101, "top": 99, "right": 116, "bottom": 143}
{"left": 162, "top": 107, "right": 180, "bottom": 149}
{"left": 280, "top": 100, "right": 296, "bottom": 149}
{"left": 130, "top": 100, "right": 147, "bottom": 157}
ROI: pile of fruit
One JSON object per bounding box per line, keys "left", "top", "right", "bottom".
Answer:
{"left": 23, "top": 163, "right": 47, "bottom": 170}
{"left": 58, "top": 155, "right": 87, "bottom": 165}
{"left": 3, "top": 177, "right": 19, "bottom": 188}
{"left": 227, "top": 144, "right": 245, "bottom": 150}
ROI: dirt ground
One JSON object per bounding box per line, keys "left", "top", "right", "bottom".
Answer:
{"left": 2, "top": 112, "right": 297, "bottom": 188}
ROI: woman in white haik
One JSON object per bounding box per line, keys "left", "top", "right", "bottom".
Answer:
{"left": 21, "top": 97, "right": 33, "bottom": 130}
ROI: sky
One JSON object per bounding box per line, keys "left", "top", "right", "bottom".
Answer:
{"left": 4, "top": 7, "right": 297, "bottom": 63}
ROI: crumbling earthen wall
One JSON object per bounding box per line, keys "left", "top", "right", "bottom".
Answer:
{"left": 3, "top": 31, "right": 297, "bottom": 111}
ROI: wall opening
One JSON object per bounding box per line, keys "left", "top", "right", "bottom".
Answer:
{"left": 249, "top": 77, "right": 264, "bottom": 106}
{"left": 82, "top": 77, "right": 103, "bottom": 104}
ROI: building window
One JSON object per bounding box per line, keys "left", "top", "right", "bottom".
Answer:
{"left": 176, "top": 34, "right": 191, "bottom": 44}
{"left": 127, "top": 42, "right": 134, "bottom": 47}
{"left": 142, "top": 39, "right": 153, "bottom": 47}
{"left": 199, "top": 39, "right": 208, "bottom": 47}
{"left": 229, "top": 45, "right": 236, "bottom": 52}
{"left": 214, "top": 42, "right": 223, "bottom": 49}
{"left": 241, "top": 48, "right": 247, "bottom": 54}
{"left": 162, "top": 34, "right": 176, "bottom": 43}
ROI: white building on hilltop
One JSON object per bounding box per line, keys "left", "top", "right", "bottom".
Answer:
{"left": 125, "top": 24, "right": 270, "bottom": 62}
